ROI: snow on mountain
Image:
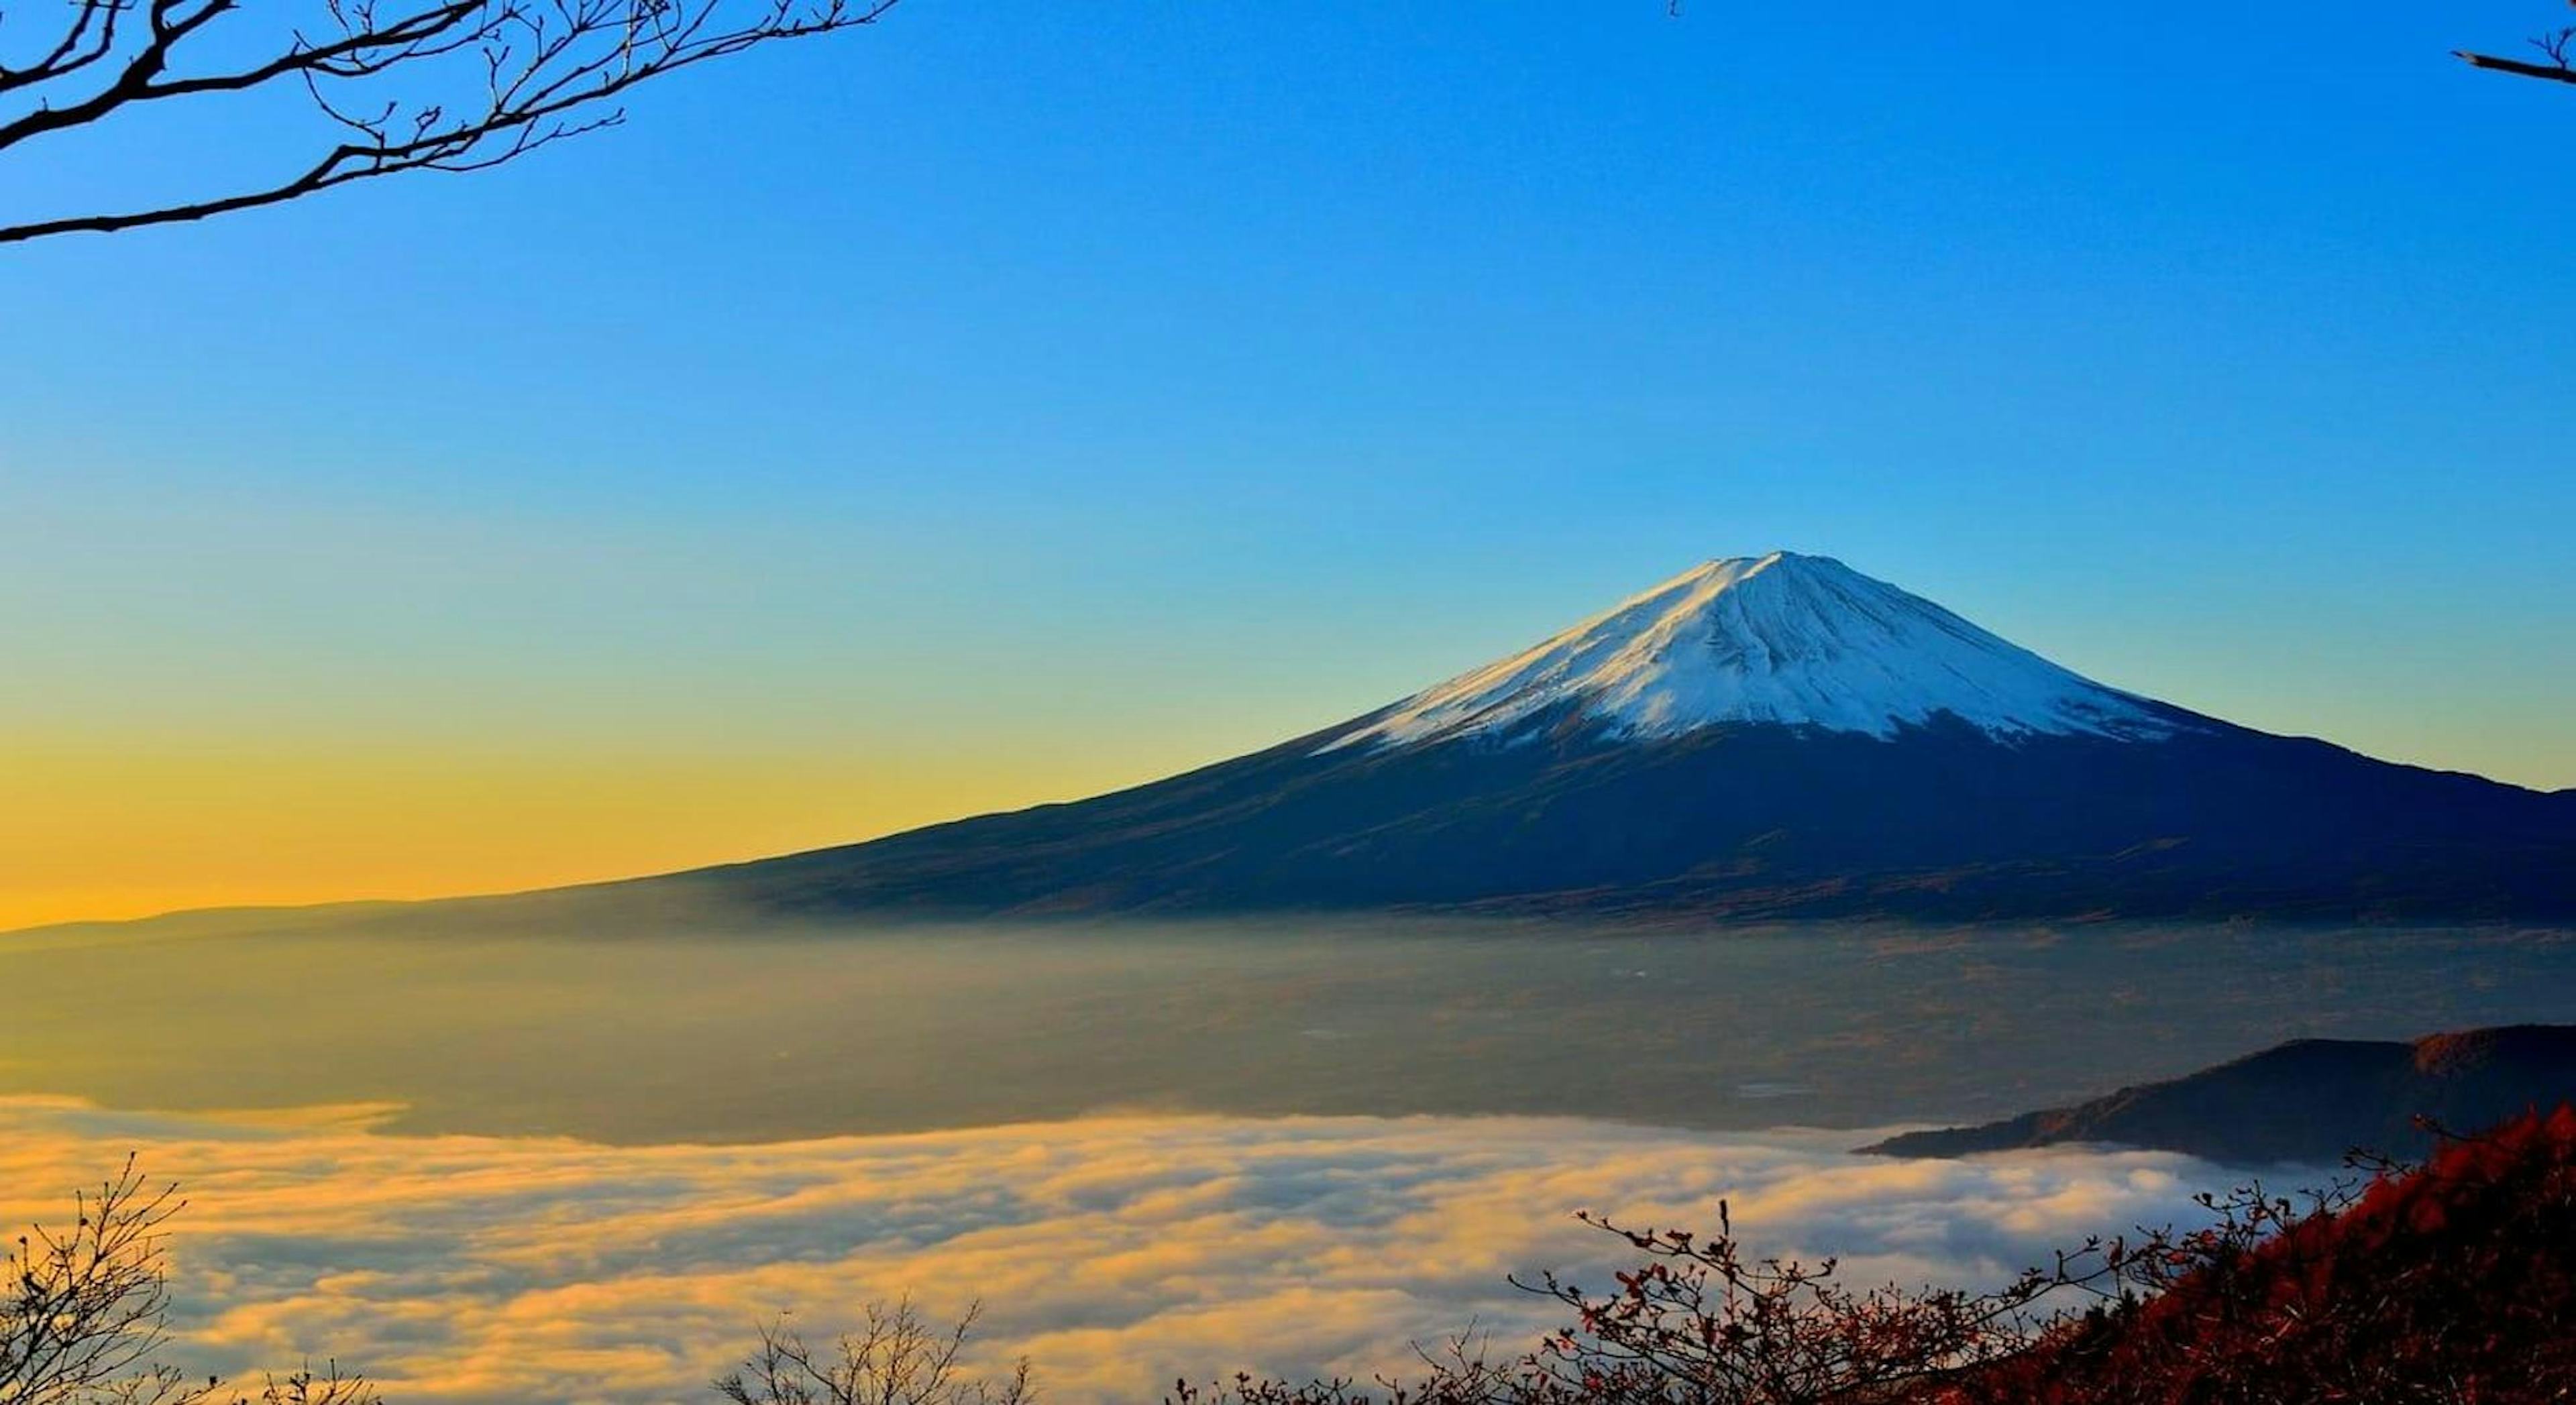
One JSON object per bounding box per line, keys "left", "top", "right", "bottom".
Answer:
{"left": 1326, "top": 551, "right": 2181, "bottom": 752}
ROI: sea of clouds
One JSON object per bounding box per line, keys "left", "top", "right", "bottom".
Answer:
{"left": 0, "top": 1098, "right": 2243, "bottom": 1404}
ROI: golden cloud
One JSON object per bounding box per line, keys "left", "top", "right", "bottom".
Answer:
{"left": 0, "top": 1099, "right": 2231, "bottom": 1404}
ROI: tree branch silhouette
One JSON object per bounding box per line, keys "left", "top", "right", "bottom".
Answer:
{"left": 2457, "top": 5, "right": 2576, "bottom": 86}
{"left": 0, "top": 0, "right": 897, "bottom": 243}
{"left": 2, "top": 1156, "right": 382, "bottom": 1404}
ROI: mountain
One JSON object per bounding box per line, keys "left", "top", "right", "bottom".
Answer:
{"left": 1324, "top": 553, "right": 2178, "bottom": 750}
{"left": 1862, "top": 1024, "right": 2576, "bottom": 1164}
{"left": 653, "top": 551, "right": 2576, "bottom": 923}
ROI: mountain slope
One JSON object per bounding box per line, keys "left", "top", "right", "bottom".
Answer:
{"left": 1860, "top": 1024, "right": 2576, "bottom": 1161}
{"left": 651, "top": 553, "right": 2576, "bottom": 924}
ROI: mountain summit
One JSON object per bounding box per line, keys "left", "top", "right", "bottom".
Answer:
{"left": 657, "top": 555, "right": 2576, "bottom": 924}
{"left": 1330, "top": 551, "right": 2174, "bottom": 752}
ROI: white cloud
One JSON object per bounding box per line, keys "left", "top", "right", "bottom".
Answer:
{"left": 0, "top": 1099, "right": 2233, "bottom": 1405}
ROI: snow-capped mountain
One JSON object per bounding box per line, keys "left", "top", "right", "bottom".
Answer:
{"left": 653, "top": 553, "right": 2576, "bottom": 925}
{"left": 1328, "top": 552, "right": 2176, "bottom": 751}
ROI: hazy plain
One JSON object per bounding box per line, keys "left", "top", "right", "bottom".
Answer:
{"left": 8, "top": 913, "right": 2574, "bottom": 1141}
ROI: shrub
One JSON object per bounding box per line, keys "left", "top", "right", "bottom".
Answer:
{"left": 1, "top": 1156, "right": 377, "bottom": 1405}
{"left": 1183, "top": 1110, "right": 2576, "bottom": 1405}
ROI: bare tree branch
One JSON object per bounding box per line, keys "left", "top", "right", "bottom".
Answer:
{"left": 2455, "top": 48, "right": 2576, "bottom": 85}
{"left": 715, "top": 1298, "right": 1035, "bottom": 1405}
{"left": 3, "top": 1158, "right": 384, "bottom": 1405}
{"left": 0, "top": 0, "right": 898, "bottom": 243}
{"left": 2457, "top": 5, "right": 2576, "bottom": 86}
{"left": 1, "top": 1154, "right": 197, "bottom": 1404}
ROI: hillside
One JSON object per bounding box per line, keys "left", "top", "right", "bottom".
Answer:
{"left": 1946, "top": 1107, "right": 2576, "bottom": 1402}
{"left": 1864, "top": 1024, "right": 2576, "bottom": 1162}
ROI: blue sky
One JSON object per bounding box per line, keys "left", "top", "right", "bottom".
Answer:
{"left": 2, "top": 1, "right": 2571, "bottom": 919}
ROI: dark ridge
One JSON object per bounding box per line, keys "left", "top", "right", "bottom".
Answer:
{"left": 1862, "top": 1024, "right": 2576, "bottom": 1163}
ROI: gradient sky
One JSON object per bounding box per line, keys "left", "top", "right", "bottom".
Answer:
{"left": 3, "top": 1, "right": 2572, "bottom": 928}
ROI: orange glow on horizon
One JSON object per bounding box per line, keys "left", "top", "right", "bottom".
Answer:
{"left": 0, "top": 742, "right": 1158, "bottom": 932}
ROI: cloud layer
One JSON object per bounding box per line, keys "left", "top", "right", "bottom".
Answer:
{"left": 0, "top": 1099, "right": 2233, "bottom": 1404}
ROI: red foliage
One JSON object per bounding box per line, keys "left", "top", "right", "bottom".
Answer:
{"left": 1181, "top": 1110, "right": 2576, "bottom": 1405}
{"left": 1948, "top": 1106, "right": 2576, "bottom": 1404}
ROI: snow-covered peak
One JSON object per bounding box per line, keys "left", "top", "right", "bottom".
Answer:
{"left": 1326, "top": 552, "right": 2178, "bottom": 752}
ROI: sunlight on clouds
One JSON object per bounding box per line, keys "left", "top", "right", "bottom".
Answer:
{"left": 0, "top": 1100, "right": 2235, "bottom": 1404}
